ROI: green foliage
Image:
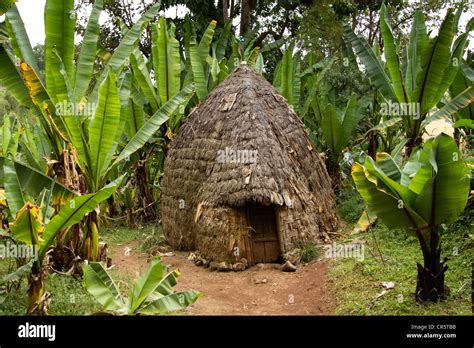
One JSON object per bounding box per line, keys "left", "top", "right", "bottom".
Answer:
{"left": 273, "top": 44, "right": 301, "bottom": 113}
{"left": 353, "top": 134, "right": 470, "bottom": 238}
{"left": 83, "top": 257, "right": 201, "bottom": 315}
{"left": 352, "top": 133, "right": 470, "bottom": 300}
{"left": 321, "top": 94, "right": 369, "bottom": 165}
{"left": 343, "top": 4, "right": 473, "bottom": 153}
{"left": 0, "top": 271, "right": 100, "bottom": 315}
{"left": 337, "top": 182, "right": 365, "bottom": 224}
{"left": 330, "top": 212, "right": 474, "bottom": 315}
{"left": 300, "top": 243, "right": 322, "bottom": 263}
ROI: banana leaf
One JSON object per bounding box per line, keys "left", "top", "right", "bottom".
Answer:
{"left": 74, "top": 0, "right": 103, "bottom": 101}
{"left": 83, "top": 261, "right": 126, "bottom": 312}
{"left": 88, "top": 71, "right": 121, "bottom": 188}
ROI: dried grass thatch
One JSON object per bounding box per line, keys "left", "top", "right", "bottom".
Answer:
{"left": 161, "top": 64, "right": 339, "bottom": 265}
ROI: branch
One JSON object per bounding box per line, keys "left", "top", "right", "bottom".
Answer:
{"left": 254, "top": 10, "right": 289, "bottom": 48}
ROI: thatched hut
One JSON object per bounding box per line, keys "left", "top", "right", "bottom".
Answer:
{"left": 161, "top": 64, "right": 339, "bottom": 267}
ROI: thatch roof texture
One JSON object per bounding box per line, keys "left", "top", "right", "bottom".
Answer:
{"left": 161, "top": 64, "right": 339, "bottom": 264}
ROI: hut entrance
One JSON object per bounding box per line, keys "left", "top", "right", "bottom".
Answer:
{"left": 246, "top": 204, "right": 280, "bottom": 263}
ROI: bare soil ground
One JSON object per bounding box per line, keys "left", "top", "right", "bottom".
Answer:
{"left": 109, "top": 241, "right": 335, "bottom": 315}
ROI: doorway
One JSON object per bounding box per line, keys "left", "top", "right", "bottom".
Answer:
{"left": 246, "top": 204, "right": 281, "bottom": 263}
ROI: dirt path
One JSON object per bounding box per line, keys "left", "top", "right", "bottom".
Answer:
{"left": 109, "top": 242, "right": 335, "bottom": 315}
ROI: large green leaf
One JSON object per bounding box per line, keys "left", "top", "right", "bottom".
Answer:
{"left": 5, "top": 4, "right": 40, "bottom": 75}
{"left": 0, "top": 157, "right": 76, "bottom": 204}
{"left": 10, "top": 202, "right": 43, "bottom": 246}
{"left": 129, "top": 257, "right": 165, "bottom": 312}
{"left": 343, "top": 25, "right": 396, "bottom": 102}
{"left": 450, "top": 62, "right": 474, "bottom": 120}
{"left": 153, "top": 269, "right": 180, "bottom": 296}
{"left": 432, "top": 32, "right": 469, "bottom": 106}
{"left": 19, "top": 61, "right": 70, "bottom": 144}
{"left": 375, "top": 152, "right": 401, "bottom": 182}
{"left": 107, "top": 1, "right": 161, "bottom": 72}
{"left": 416, "top": 10, "right": 454, "bottom": 113}
{"left": 364, "top": 156, "right": 417, "bottom": 206}
{"left": 198, "top": 20, "right": 216, "bottom": 64}
{"left": 400, "top": 150, "right": 422, "bottom": 187}
{"left": 340, "top": 94, "right": 367, "bottom": 152}
{"left": 88, "top": 71, "right": 121, "bottom": 188}
{"left": 352, "top": 161, "right": 427, "bottom": 231}
{"left": 3, "top": 156, "right": 25, "bottom": 217}
{"left": 83, "top": 262, "right": 126, "bottom": 312}
{"left": 380, "top": 4, "right": 407, "bottom": 103}
{"left": 272, "top": 60, "right": 281, "bottom": 91}
{"left": 52, "top": 54, "right": 89, "bottom": 171}
{"left": 130, "top": 48, "right": 159, "bottom": 113}
{"left": 125, "top": 99, "right": 145, "bottom": 140}
{"left": 215, "top": 20, "right": 232, "bottom": 62}
{"left": 138, "top": 264, "right": 201, "bottom": 314}
{"left": 321, "top": 103, "right": 341, "bottom": 161}
{"left": 412, "top": 134, "right": 470, "bottom": 226}
{"left": 422, "top": 87, "right": 474, "bottom": 128}
{"left": 40, "top": 176, "right": 123, "bottom": 261}
{"left": 1, "top": 116, "right": 12, "bottom": 157}
{"left": 44, "top": 0, "right": 76, "bottom": 94}
{"left": 74, "top": 0, "right": 103, "bottom": 101}
{"left": 189, "top": 38, "right": 208, "bottom": 102}
{"left": 292, "top": 60, "right": 301, "bottom": 113}
{"left": 405, "top": 10, "right": 428, "bottom": 97}
{"left": 0, "top": 45, "right": 34, "bottom": 107}
{"left": 138, "top": 290, "right": 201, "bottom": 315}
{"left": 301, "top": 80, "right": 318, "bottom": 120}
{"left": 280, "top": 47, "right": 294, "bottom": 108}
{"left": 152, "top": 18, "right": 181, "bottom": 105}
{"left": 114, "top": 71, "right": 132, "bottom": 148}
{"left": 112, "top": 84, "right": 194, "bottom": 168}
{"left": 51, "top": 50, "right": 74, "bottom": 103}
{"left": 321, "top": 95, "right": 365, "bottom": 160}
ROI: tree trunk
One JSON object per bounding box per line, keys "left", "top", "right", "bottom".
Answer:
{"left": 222, "top": 0, "right": 229, "bottom": 21}
{"left": 368, "top": 131, "right": 377, "bottom": 160}
{"left": 453, "top": 127, "right": 460, "bottom": 147}
{"left": 27, "top": 265, "right": 47, "bottom": 315}
{"left": 403, "top": 134, "right": 423, "bottom": 161}
{"left": 325, "top": 157, "right": 341, "bottom": 191}
{"left": 49, "top": 149, "right": 87, "bottom": 270}
{"left": 133, "top": 160, "right": 157, "bottom": 222}
{"left": 415, "top": 227, "right": 448, "bottom": 302}
{"left": 240, "top": 0, "right": 252, "bottom": 37}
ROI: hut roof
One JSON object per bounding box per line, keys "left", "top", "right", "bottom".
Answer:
{"left": 162, "top": 64, "right": 335, "bottom": 210}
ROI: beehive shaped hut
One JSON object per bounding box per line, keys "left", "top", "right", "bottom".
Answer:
{"left": 161, "top": 65, "right": 339, "bottom": 267}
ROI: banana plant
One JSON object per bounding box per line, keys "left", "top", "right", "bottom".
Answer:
{"left": 1, "top": 0, "right": 195, "bottom": 261}
{"left": 352, "top": 133, "right": 470, "bottom": 301}
{"left": 344, "top": 3, "right": 474, "bottom": 157}
{"left": 273, "top": 43, "right": 301, "bottom": 113}
{"left": 321, "top": 94, "right": 369, "bottom": 165}
{"left": 308, "top": 94, "right": 369, "bottom": 186}
{"left": 83, "top": 257, "right": 201, "bottom": 315}
{"left": 3, "top": 177, "right": 122, "bottom": 314}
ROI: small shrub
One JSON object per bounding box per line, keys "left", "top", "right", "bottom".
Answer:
{"left": 301, "top": 243, "right": 322, "bottom": 263}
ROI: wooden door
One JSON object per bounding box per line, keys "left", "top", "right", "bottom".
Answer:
{"left": 246, "top": 204, "right": 280, "bottom": 263}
